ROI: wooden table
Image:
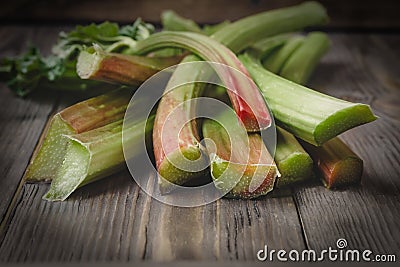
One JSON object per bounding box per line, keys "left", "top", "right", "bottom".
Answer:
{"left": 0, "top": 25, "right": 399, "bottom": 264}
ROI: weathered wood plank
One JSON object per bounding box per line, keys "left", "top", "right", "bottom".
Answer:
{"left": 0, "top": 26, "right": 63, "bottom": 226}
{"left": 0, "top": 174, "right": 306, "bottom": 261}
{"left": 144, "top": 196, "right": 305, "bottom": 261}
{"left": 295, "top": 34, "right": 400, "bottom": 254}
{"left": 0, "top": 24, "right": 110, "bottom": 235}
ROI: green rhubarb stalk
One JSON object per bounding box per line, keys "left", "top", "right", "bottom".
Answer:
{"left": 262, "top": 36, "right": 304, "bottom": 73}
{"left": 25, "top": 89, "right": 131, "bottom": 182}
{"left": 253, "top": 38, "right": 314, "bottom": 188}
{"left": 77, "top": 45, "right": 183, "bottom": 86}
{"left": 211, "top": 1, "right": 328, "bottom": 52}
{"left": 161, "top": 9, "right": 230, "bottom": 36}
{"left": 202, "top": 21, "right": 231, "bottom": 36}
{"left": 239, "top": 53, "right": 377, "bottom": 146}
{"left": 247, "top": 33, "right": 292, "bottom": 60}
{"left": 300, "top": 138, "right": 363, "bottom": 188}
{"left": 43, "top": 116, "right": 154, "bottom": 201}
{"left": 274, "top": 127, "right": 314, "bottom": 188}
{"left": 202, "top": 112, "right": 279, "bottom": 199}
{"left": 161, "top": 10, "right": 203, "bottom": 33}
{"left": 278, "top": 34, "right": 362, "bottom": 188}
{"left": 280, "top": 31, "right": 330, "bottom": 84}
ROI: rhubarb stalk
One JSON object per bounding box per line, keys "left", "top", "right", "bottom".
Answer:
{"left": 277, "top": 36, "right": 363, "bottom": 188}
{"left": 76, "top": 2, "right": 328, "bottom": 191}
{"left": 262, "top": 36, "right": 304, "bottom": 74}
{"left": 247, "top": 33, "right": 292, "bottom": 60}
{"left": 280, "top": 32, "right": 330, "bottom": 84}
{"left": 212, "top": 1, "right": 327, "bottom": 52}
{"left": 77, "top": 45, "right": 184, "bottom": 86}
{"left": 153, "top": 55, "right": 208, "bottom": 193}
{"left": 138, "top": 2, "right": 328, "bottom": 191}
{"left": 25, "top": 89, "right": 131, "bottom": 181}
{"left": 274, "top": 127, "right": 314, "bottom": 188}
{"left": 132, "top": 31, "right": 271, "bottom": 131}
{"left": 239, "top": 53, "right": 377, "bottom": 146}
{"left": 44, "top": 116, "right": 154, "bottom": 201}
{"left": 202, "top": 111, "right": 279, "bottom": 198}
{"left": 161, "top": 10, "right": 203, "bottom": 33}
{"left": 300, "top": 138, "right": 363, "bottom": 188}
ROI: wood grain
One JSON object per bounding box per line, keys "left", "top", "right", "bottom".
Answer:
{"left": 0, "top": 26, "right": 63, "bottom": 226}
{"left": 295, "top": 33, "right": 400, "bottom": 254}
{"left": 0, "top": 173, "right": 306, "bottom": 261}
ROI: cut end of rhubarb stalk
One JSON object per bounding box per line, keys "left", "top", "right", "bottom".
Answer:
{"left": 301, "top": 137, "right": 363, "bottom": 189}
{"left": 235, "top": 99, "right": 272, "bottom": 132}
{"left": 43, "top": 120, "right": 126, "bottom": 201}
{"left": 44, "top": 117, "right": 153, "bottom": 201}
{"left": 274, "top": 127, "right": 314, "bottom": 188}
{"left": 275, "top": 153, "right": 314, "bottom": 188}
{"left": 26, "top": 90, "right": 130, "bottom": 182}
{"left": 77, "top": 45, "right": 104, "bottom": 80}
{"left": 157, "top": 146, "right": 207, "bottom": 194}
{"left": 77, "top": 45, "right": 183, "bottom": 86}
{"left": 314, "top": 104, "right": 378, "bottom": 146}
{"left": 203, "top": 117, "right": 278, "bottom": 199}
{"left": 43, "top": 139, "right": 90, "bottom": 201}
{"left": 239, "top": 53, "right": 378, "bottom": 146}
{"left": 25, "top": 114, "right": 75, "bottom": 182}
{"left": 210, "top": 155, "right": 278, "bottom": 199}
{"left": 324, "top": 157, "right": 363, "bottom": 189}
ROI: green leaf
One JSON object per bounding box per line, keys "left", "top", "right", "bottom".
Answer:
{"left": 1, "top": 18, "right": 155, "bottom": 96}
{"left": 119, "top": 18, "right": 155, "bottom": 40}
{"left": 0, "top": 46, "right": 65, "bottom": 96}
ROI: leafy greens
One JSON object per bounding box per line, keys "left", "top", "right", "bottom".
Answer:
{"left": 0, "top": 19, "right": 155, "bottom": 96}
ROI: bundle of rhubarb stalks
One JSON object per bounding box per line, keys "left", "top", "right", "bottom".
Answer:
{"left": 1, "top": 2, "right": 377, "bottom": 201}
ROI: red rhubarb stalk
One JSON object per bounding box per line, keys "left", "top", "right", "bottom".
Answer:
{"left": 132, "top": 31, "right": 271, "bottom": 131}
{"left": 301, "top": 138, "right": 363, "bottom": 188}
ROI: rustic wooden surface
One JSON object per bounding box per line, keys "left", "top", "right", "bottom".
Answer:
{"left": 0, "top": 26, "right": 399, "bottom": 263}
{"left": 1, "top": 0, "right": 400, "bottom": 29}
